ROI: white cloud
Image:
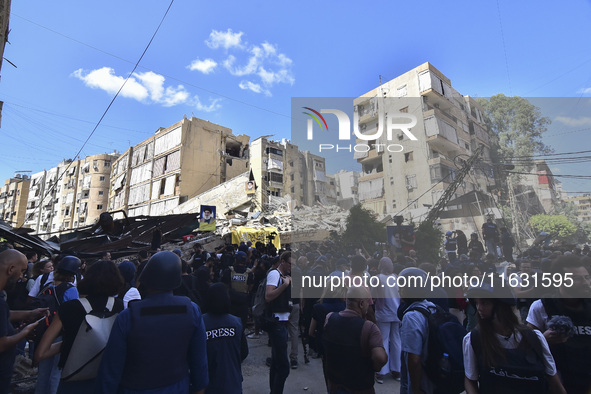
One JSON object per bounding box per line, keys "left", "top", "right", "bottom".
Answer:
{"left": 577, "top": 87, "right": 591, "bottom": 95}
{"left": 73, "top": 67, "right": 219, "bottom": 111}
{"left": 72, "top": 67, "right": 148, "bottom": 101}
{"left": 555, "top": 116, "right": 591, "bottom": 127}
{"left": 192, "top": 97, "right": 222, "bottom": 112}
{"left": 206, "top": 29, "right": 244, "bottom": 50}
{"left": 187, "top": 58, "right": 218, "bottom": 74}
{"left": 188, "top": 30, "right": 295, "bottom": 96}
{"left": 239, "top": 80, "right": 271, "bottom": 97}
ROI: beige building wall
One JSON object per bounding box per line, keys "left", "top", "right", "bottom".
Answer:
{"left": 565, "top": 195, "right": 591, "bottom": 224}
{"left": 74, "top": 154, "right": 118, "bottom": 228}
{"left": 109, "top": 117, "right": 249, "bottom": 218}
{"left": 0, "top": 175, "right": 30, "bottom": 227}
{"left": 355, "top": 62, "right": 494, "bottom": 225}
{"left": 24, "top": 171, "right": 47, "bottom": 232}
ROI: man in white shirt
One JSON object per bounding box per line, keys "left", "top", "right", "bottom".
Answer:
{"left": 265, "top": 251, "right": 292, "bottom": 394}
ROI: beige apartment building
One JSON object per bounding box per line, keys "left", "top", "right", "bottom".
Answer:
{"left": 23, "top": 153, "right": 118, "bottom": 235}
{"left": 354, "top": 62, "right": 495, "bottom": 229}
{"left": 109, "top": 116, "right": 249, "bottom": 218}
{"left": 250, "top": 137, "right": 329, "bottom": 210}
{"left": 565, "top": 195, "right": 591, "bottom": 224}
{"left": 0, "top": 175, "right": 30, "bottom": 227}
{"left": 24, "top": 166, "right": 63, "bottom": 234}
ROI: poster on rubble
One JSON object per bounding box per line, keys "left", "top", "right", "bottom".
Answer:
{"left": 199, "top": 205, "right": 216, "bottom": 232}
{"left": 231, "top": 226, "right": 281, "bottom": 250}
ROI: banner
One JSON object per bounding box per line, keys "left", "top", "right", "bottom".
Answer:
{"left": 231, "top": 226, "right": 281, "bottom": 249}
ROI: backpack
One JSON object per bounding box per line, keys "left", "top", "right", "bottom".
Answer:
{"left": 252, "top": 269, "right": 278, "bottom": 331}
{"left": 404, "top": 304, "right": 467, "bottom": 394}
{"left": 28, "top": 282, "right": 73, "bottom": 344}
{"left": 252, "top": 273, "right": 269, "bottom": 319}
{"left": 60, "top": 297, "right": 118, "bottom": 382}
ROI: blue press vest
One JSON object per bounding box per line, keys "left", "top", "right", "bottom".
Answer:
{"left": 120, "top": 293, "right": 199, "bottom": 390}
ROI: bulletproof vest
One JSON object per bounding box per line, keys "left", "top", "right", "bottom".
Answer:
{"left": 445, "top": 238, "right": 457, "bottom": 251}
{"left": 121, "top": 295, "right": 197, "bottom": 390}
{"left": 322, "top": 312, "right": 374, "bottom": 391}
{"left": 542, "top": 298, "right": 591, "bottom": 391}
{"left": 230, "top": 266, "right": 249, "bottom": 293}
{"left": 471, "top": 328, "right": 548, "bottom": 394}
{"left": 270, "top": 273, "right": 291, "bottom": 314}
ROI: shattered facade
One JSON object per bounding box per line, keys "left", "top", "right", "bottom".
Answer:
{"left": 108, "top": 116, "right": 250, "bottom": 219}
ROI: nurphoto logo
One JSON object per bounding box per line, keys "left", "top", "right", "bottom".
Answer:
{"left": 301, "top": 98, "right": 418, "bottom": 154}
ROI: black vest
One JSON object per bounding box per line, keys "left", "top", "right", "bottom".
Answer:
{"left": 323, "top": 312, "right": 374, "bottom": 391}
{"left": 471, "top": 328, "right": 548, "bottom": 394}
{"left": 542, "top": 298, "right": 591, "bottom": 393}
{"left": 270, "top": 270, "right": 291, "bottom": 314}
{"left": 122, "top": 295, "right": 197, "bottom": 390}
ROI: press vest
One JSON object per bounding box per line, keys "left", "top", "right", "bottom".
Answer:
{"left": 323, "top": 312, "right": 374, "bottom": 391}
{"left": 542, "top": 298, "right": 591, "bottom": 392}
{"left": 229, "top": 266, "right": 250, "bottom": 294}
{"left": 121, "top": 294, "right": 198, "bottom": 390}
{"left": 471, "top": 328, "right": 548, "bottom": 394}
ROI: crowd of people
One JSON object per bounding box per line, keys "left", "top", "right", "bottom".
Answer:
{"left": 0, "top": 228, "right": 590, "bottom": 394}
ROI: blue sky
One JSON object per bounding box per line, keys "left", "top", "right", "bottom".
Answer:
{"left": 1, "top": 0, "right": 590, "bottom": 194}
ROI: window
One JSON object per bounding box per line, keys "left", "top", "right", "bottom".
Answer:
{"left": 397, "top": 85, "right": 407, "bottom": 97}
{"left": 405, "top": 174, "right": 417, "bottom": 189}
{"left": 291, "top": 186, "right": 295, "bottom": 193}
{"left": 97, "top": 204, "right": 103, "bottom": 210}
{"left": 99, "top": 176, "right": 105, "bottom": 181}
{"left": 269, "top": 172, "right": 283, "bottom": 183}
{"left": 392, "top": 201, "right": 397, "bottom": 209}
{"left": 290, "top": 174, "right": 294, "bottom": 181}
{"left": 104, "top": 160, "right": 111, "bottom": 167}
{"left": 404, "top": 152, "right": 414, "bottom": 162}
{"left": 400, "top": 106, "right": 409, "bottom": 113}
{"left": 289, "top": 161, "right": 293, "bottom": 167}
{"left": 266, "top": 147, "right": 282, "bottom": 156}
{"left": 98, "top": 190, "right": 104, "bottom": 196}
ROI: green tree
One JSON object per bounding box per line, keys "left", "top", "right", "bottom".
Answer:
{"left": 342, "top": 204, "right": 386, "bottom": 253}
{"left": 477, "top": 94, "right": 552, "bottom": 170}
{"left": 529, "top": 214, "right": 577, "bottom": 240}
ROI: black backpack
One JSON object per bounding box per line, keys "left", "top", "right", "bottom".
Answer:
{"left": 28, "top": 282, "right": 73, "bottom": 344}
{"left": 404, "top": 304, "right": 467, "bottom": 394}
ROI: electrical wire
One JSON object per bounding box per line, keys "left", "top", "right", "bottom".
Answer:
{"left": 22, "top": 0, "right": 176, "bottom": 227}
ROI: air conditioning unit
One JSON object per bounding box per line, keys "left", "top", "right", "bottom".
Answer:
{"left": 406, "top": 184, "right": 414, "bottom": 190}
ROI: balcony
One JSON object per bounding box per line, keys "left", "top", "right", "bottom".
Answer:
{"left": 424, "top": 116, "right": 463, "bottom": 155}
{"left": 358, "top": 171, "right": 384, "bottom": 182}
{"left": 428, "top": 156, "right": 456, "bottom": 169}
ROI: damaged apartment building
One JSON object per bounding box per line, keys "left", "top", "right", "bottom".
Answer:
{"left": 250, "top": 137, "right": 334, "bottom": 211}
{"left": 108, "top": 116, "right": 249, "bottom": 219}
{"left": 23, "top": 153, "right": 118, "bottom": 235}
{"left": 354, "top": 62, "right": 498, "bottom": 232}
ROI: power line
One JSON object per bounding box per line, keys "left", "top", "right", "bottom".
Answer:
{"left": 23, "top": 0, "right": 176, "bottom": 227}
{"left": 496, "top": 0, "right": 512, "bottom": 95}
{"left": 11, "top": 13, "right": 292, "bottom": 120}
{"left": 505, "top": 171, "right": 591, "bottom": 179}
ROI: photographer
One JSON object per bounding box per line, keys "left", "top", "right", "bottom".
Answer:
{"left": 444, "top": 230, "right": 458, "bottom": 263}
{"left": 265, "top": 251, "right": 293, "bottom": 394}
